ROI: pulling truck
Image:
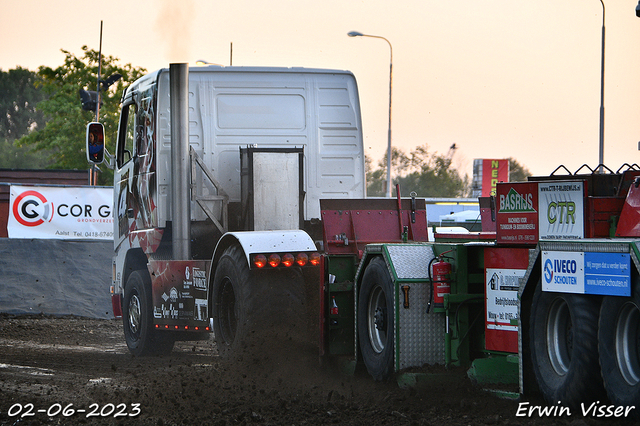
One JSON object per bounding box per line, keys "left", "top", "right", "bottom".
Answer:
{"left": 86, "top": 63, "right": 365, "bottom": 356}
{"left": 320, "top": 164, "right": 640, "bottom": 411}
{"left": 87, "top": 63, "right": 640, "bottom": 410}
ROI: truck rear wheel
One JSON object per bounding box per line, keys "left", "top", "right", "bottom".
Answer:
{"left": 598, "top": 277, "right": 640, "bottom": 412}
{"left": 358, "top": 256, "right": 394, "bottom": 381}
{"left": 123, "top": 270, "right": 175, "bottom": 356}
{"left": 529, "top": 283, "right": 604, "bottom": 407}
{"left": 211, "top": 244, "right": 308, "bottom": 359}
{"left": 211, "top": 245, "right": 255, "bottom": 358}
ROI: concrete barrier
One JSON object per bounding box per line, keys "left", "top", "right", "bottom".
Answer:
{"left": 0, "top": 239, "right": 113, "bottom": 319}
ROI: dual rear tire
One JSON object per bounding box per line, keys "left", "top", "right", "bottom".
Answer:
{"left": 529, "top": 285, "right": 604, "bottom": 407}
{"left": 530, "top": 278, "right": 640, "bottom": 413}
{"left": 598, "top": 280, "right": 640, "bottom": 412}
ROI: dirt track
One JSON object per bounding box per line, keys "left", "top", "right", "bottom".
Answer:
{"left": 0, "top": 316, "right": 633, "bottom": 426}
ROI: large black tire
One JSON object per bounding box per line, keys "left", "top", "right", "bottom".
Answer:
{"left": 211, "top": 245, "right": 308, "bottom": 359}
{"left": 122, "top": 270, "right": 175, "bottom": 356}
{"left": 529, "top": 283, "right": 604, "bottom": 407}
{"left": 598, "top": 276, "right": 640, "bottom": 413}
{"left": 211, "top": 245, "right": 252, "bottom": 358}
{"left": 358, "top": 256, "right": 395, "bottom": 381}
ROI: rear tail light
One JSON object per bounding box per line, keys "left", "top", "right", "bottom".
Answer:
{"left": 309, "top": 252, "right": 321, "bottom": 266}
{"left": 268, "top": 254, "right": 281, "bottom": 267}
{"left": 296, "top": 253, "right": 308, "bottom": 266}
{"left": 253, "top": 254, "right": 267, "bottom": 268}
{"left": 252, "top": 252, "right": 321, "bottom": 268}
{"left": 282, "top": 253, "right": 294, "bottom": 267}
{"left": 155, "top": 324, "right": 211, "bottom": 331}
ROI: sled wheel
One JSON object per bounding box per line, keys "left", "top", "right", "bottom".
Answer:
{"left": 358, "top": 256, "right": 395, "bottom": 381}
{"left": 529, "top": 283, "right": 604, "bottom": 407}
{"left": 598, "top": 275, "right": 640, "bottom": 413}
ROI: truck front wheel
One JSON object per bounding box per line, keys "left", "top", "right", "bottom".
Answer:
{"left": 123, "top": 270, "right": 175, "bottom": 356}
{"left": 358, "top": 256, "right": 395, "bottom": 381}
{"left": 598, "top": 277, "right": 640, "bottom": 412}
{"left": 529, "top": 283, "right": 604, "bottom": 407}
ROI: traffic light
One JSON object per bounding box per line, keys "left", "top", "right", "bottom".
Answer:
{"left": 79, "top": 89, "right": 103, "bottom": 112}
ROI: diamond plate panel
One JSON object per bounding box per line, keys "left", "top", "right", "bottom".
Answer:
{"left": 386, "top": 244, "right": 434, "bottom": 280}
{"left": 539, "top": 240, "right": 631, "bottom": 253}
{"left": 384, "top": 244, "right": 445, "bottom": 369}
{"left": 397, "top": 282, "right": 446, "bottom": 369}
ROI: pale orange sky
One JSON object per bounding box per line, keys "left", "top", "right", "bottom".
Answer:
{"left": 2, "top": 0, "right": 640, "bottom": 179}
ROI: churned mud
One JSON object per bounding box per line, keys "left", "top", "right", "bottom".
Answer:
{"left": 0, "top": 316, "right": 631, "bottom": 425}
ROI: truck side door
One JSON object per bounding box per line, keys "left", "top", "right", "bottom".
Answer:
{"left": 114, "top": 98, "right": 136, "bottom": 249}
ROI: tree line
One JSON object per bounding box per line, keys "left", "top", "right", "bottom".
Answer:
{"left": 1, "top": 48, "right": 530, "bottom": 192}
{"left": 366, "top": 145, "right": 531, "bottom": 198}
{"left": 0, "top": 46, "right": 145, "bottom": 184}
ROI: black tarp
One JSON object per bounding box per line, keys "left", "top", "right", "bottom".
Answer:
{"left": 0, "top": 239, "right": 113, "bottom": 319}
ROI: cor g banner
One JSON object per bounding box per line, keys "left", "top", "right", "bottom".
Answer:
{"left": 8, "top": 185, "right": 113, "bottom": 240}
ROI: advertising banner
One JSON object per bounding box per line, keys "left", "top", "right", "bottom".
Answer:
{"left": 542, "top": 251, "right": 630, "bottom": 296}
{"left": 496, "top": 180, "right": 586, "bottom": 244}
{"left": 484, "top": 247, "right": 529, "bottom": 353}
{"left": 481, "top": 159, "right": 509, "bottom": 197}
{"left": 538, "top": 181, "right": 584, "bottom": 240}
{"left": 149, "top": 260, "right": 210, "bottom": 327}
{"left": 496, "top": 182, "right": 539, "bottom": 244}
{"left": 8, "top": 185, "right": 113, "bottom": 240}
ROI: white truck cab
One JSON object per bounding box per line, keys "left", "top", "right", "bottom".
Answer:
{"left": 88, "top": 64, "right": 365, "bottom": 356}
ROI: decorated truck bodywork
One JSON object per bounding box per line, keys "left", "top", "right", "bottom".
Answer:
{"left": 88, "top": 64, "right": 365, "bottom": 356}
{"left": 320, "top": 167, "right": 640, "bottom": 411}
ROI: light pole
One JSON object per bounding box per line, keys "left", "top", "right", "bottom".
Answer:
{"left": 597, "top": 0, "right": 605, "bottom": 172}
{"left": 348, "top": 31, "right": 394, "bottom": 197}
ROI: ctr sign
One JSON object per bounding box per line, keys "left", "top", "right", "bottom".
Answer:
{"left": 538, "top": 182, "right": 584, "bottom": 240}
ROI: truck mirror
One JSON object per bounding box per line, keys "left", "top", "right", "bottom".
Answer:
{"left": 86, "top": 122, "right": 105, "bottom": 164}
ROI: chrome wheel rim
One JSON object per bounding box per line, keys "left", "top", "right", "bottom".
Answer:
{"left": 546, "top": 298, "right": 572, "bottom": 375}
{"left": 615, "top": 302, "right": 640, "bottom": 386}
{"left": 128, "top": 294, "right": 141, "bottom": 336}
{"left": 367, "top": 285, "right": 387, "bottom": 354}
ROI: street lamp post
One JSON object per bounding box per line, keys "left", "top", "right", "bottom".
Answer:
{"left": 348, "top": 31, "right": 394, "bottom": 197}
{"left": 598, "top": 0, "right": 605, "bottom": 172}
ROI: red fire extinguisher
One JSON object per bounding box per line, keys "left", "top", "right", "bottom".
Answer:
{"left": 330, "top": 296, "right": 339, "bottom": 316}
{"left": 428, "top": 255, "right": 451, "bottom": 312}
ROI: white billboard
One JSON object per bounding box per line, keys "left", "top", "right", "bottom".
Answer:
{"left": 538, "top": 181, "right": 584, "bottom": 240}
{"left": 8, "top": 185, "right": 113, "bottom": 240}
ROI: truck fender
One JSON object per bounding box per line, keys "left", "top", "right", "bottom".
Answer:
{"left": 209, "top": 230, "right": 317, "bottom": 275}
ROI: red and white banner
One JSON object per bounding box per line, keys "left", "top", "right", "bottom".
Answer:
{"left": 8, "top": 185, "right": 113, "bottom": 240}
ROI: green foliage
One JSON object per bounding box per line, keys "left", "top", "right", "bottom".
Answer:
{"left": 0, "top": 67, "right": 54, "bottom": 169}
{"left": 0, "top": 67, "right": 47, "bottom": 141}
{"left": 367, "top": 144, "right": 470, "bottom": 198}
{"left": 17, "top": 46, "right": 146, "bottom": 184}
{"left": 508, "top": 157, "right": 532, "bottom": 182}
{"left": 0, "top": 139, "right": 53, "bottom": 169}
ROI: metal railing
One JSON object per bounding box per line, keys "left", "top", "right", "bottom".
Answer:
{"left": 189, "top": 146, "right": 228, "bottom": 234}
